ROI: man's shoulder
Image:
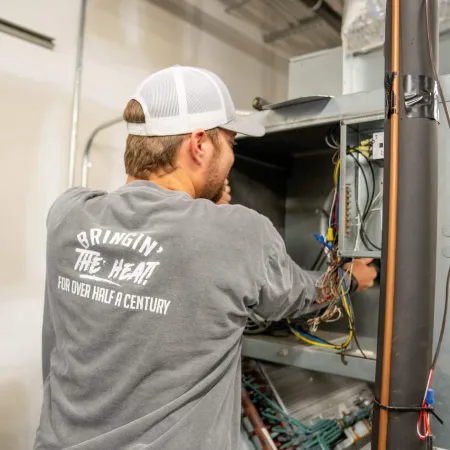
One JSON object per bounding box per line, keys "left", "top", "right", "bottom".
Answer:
{"left": 47, "top": 187, "right": 105, "bottom": 229}
{"left": 194, "top": 201, "right": 273, "bottom": 236}
{"left": 202, "top": 201, "right": 266, "bottom": 223}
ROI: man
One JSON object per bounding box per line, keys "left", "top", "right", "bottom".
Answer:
{"left": 34, "top": 66, "right": 376, "bottom": 450}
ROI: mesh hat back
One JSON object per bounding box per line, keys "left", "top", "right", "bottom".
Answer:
{"left": 126, "top": 66, "right": 265, "bottom": 138}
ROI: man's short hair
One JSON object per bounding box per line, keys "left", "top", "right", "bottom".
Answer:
{"left": 123, "top": 100, "right": 220, "bottom": 179}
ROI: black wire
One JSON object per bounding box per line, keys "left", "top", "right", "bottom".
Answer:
{"left": 310, "top": 249, "right": 325, "bottom": 271}
{"left": 344, "top": 288, "right": 368, "bottom": 359}
{"left": 348, "top": 152, "right": 370, "bottom": 211}
{"left": 425, "top": 0, "right": 450, "bottom": 130}
{"left": 353, "top": 198, "right": 372, "bottom": 250}
{"left": 348, "top": 152, "right": 377, "bottom": 251}
{"left": 425, "top": 0, "right": 450, "bottom": 372}
{"left": 361, "top": 226, "right": 382, "bottom": 251}
{"left": 344, "top": 278, "right": 368, "bottom": 359}
{"left": 352, "top": 151, "right": 379, "bottom": 243}
{"left": 431, "top": 266, "right": 450, "bottom": 370}
{"left": 352, "top": 150, "right": 375, "bottom": 218}
{"left": 353, "top": 333, "right": 368, "bottom": 359}
{"left": 348, "top": 151, "right": 382, "bottom": 251}
{"left": 316, "top": 252, "right": 327, "bottom": 270}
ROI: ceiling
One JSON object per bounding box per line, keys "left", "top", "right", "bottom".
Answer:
{"left": 219, "top": 0, "right": 344, "bottom": 58}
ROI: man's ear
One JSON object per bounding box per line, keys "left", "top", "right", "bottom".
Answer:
{"left": 189, "top": 129, "right": 207, "bottom": 166}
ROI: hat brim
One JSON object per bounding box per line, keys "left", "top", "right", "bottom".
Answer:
{"left": 220, "top": 113, "right": 266, "bottom": 137}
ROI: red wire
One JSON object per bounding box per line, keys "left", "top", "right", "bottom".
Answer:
{"left": 417, "top": 369, "right": 434, "bottom": 440}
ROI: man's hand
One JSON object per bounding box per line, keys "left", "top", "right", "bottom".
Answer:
{"left": 345, "top": 258, "right": 377, "bottom": 292}
{"left": 216, "top": 179, "right": 231, "bottom": 205}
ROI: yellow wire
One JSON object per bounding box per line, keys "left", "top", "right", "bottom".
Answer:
{"left": 333, "top": 159, "right": 340, "bottom": 186}
{"left": 293, "top": 146, "right": 364, "bottom": 351}
{"left": 288, "top": 283, "right": 354, "bottom": 350}
{"left": 289, "top": 323, "right": 353, "bottom": 350}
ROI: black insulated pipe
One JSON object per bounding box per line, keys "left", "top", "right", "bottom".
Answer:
{"left": 372, "top": 1, "right": 439, "bottom": 449}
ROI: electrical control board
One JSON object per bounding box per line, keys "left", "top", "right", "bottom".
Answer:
{"left": 338, "top": 116, "right": 385, "bottom": 258}
{"left": 372, "top": 132, "right": 384, "bottom": 160}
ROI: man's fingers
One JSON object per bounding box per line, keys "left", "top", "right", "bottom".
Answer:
{"left": 357, "top": 258, "right": 374, "bottom": 265}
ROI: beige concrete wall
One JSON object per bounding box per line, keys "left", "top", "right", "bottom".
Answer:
{"left": 0, "top": 0, "right": 287, "bottom": 448}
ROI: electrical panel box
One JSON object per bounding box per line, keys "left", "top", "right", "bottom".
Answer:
{"left": 339, "top": 116, "right": 385, "bottom": 258}
{"left": 372, "top": 131, "right": 384, "bottom": 160}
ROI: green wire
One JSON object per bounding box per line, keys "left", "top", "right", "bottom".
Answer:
{"left": 242, "top": 375, "right": 377, "bottom": 450}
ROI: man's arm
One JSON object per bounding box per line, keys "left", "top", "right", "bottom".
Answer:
{"left": 41, "top": 189, "right": 75, "bottom": 383}
{"left": 252, "top": 217, "right": 377, "bottom": 321}
{"left": 252, "top": 222, "right": 322, "bottom": 321}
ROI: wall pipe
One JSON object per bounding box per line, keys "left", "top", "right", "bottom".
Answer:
{"left": 372, "top": 0, "right": 439, "bottom": 448}
{"left": 81, "top": 117, "right": 123, "bottom": 188}
{"left": 68, "top": 0, "right": 87, "bottom": 188}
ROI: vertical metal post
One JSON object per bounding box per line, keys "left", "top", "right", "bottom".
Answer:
{"left": 68, "top": 0, "right": 87, "bottom": 188}
{"left": 372, "top": 0, "right": 439, "bottom": 448}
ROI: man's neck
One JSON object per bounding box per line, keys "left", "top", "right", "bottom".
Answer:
{"left": 126, "top": 172, "right": 196, "bottom": 198}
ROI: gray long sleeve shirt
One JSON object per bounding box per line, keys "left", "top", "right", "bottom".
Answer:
{"left": 34, "top": 180, "right": 320, "bottom": 450}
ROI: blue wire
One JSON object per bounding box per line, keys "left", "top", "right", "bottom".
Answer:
{"left": 288, "top": 326, "right": 331, "bottom": 345}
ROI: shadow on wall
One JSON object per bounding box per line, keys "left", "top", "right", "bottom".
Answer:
{"left": 0, "top": 72, "right": 70, "bottom": 288}
{"left": 0, "top": 379, "right": 32, "bottom": 450}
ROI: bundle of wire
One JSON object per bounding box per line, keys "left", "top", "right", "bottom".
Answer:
{"left": 287, "top": 130, "right": 367, "bottom": 355}
{"left": 287, "top": 260, "right": 355, "bottom": 352}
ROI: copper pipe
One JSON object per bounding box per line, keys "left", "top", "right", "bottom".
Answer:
{"left": 378, "top": 0, "right": 401, "bottom": 448}
{"left": 241, "top": 389, "right": 276, "bottom": 450}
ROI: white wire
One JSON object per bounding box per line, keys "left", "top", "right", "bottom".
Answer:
{"left": 371, "top": 186, "right": 383, "bottom": 208}
{"left": 416, "top": 370, "right": 434, "bottom": 439}
{"left": 363, "top": 187, "right": 383, "bottom": 236}
{"left": 329, "top": 189, "right": 337, "bottom": 228}
{"left": 325, "top": 135, "right": 339, "bottom": 150}
{"left": 331, "top": 132, "right": 340, "bottom": 149}
{"left": 354, "top": 214, "right": 362, "bottom": 251}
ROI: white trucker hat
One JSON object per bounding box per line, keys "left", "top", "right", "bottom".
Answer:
{"left": 126, "top": 65, "right": 266, "bottom": 138}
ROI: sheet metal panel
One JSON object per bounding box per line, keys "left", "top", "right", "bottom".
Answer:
{"left": 242, "top": 334, "right": 376, "bottom": 382}
{"left": 237, "top": 76, "right": 450, "bottom": 445}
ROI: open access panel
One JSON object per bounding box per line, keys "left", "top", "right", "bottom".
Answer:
{"left": 233, "top": 98, "right": 385, "bottom": 382}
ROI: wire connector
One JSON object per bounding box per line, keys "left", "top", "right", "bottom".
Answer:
{"left": 426, "top": 389, "right": 435, "bottom": 406}
{"left": 313, "top": 233, "right": 332, "bottom": 250}
{"left": 327, "top": 227, "right": 334, "bottom": 243}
